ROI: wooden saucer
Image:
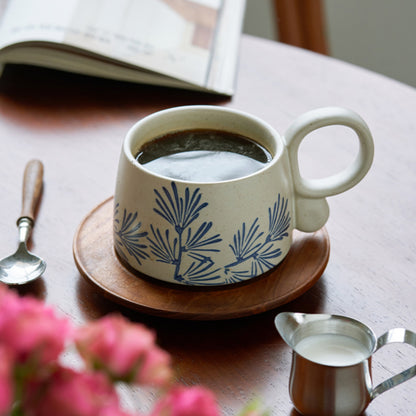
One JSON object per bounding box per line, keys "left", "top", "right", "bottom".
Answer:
{"left": 73, "top": 197, "right": 330, "bottom": 320}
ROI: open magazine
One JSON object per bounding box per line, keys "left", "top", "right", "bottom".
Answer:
{"left": 0, "top": 0, "right": 246, "bottom": 95}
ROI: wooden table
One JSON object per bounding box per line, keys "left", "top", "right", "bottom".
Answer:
{"left": 1, "top": 35, "right": 415, "bottom": 415}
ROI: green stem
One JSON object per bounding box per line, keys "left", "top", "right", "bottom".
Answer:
{"left": 11, "top": 367, "right": 25, "bottom": 416}
{"left": 11, "top": 402, "right": 24, "bottom": 416}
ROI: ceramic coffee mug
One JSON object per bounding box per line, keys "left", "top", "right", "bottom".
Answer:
{"left": 113, "top": 105, "right": 374, "bottom": 286}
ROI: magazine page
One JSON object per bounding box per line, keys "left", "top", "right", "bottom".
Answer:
{"left": 0, "top": 0, "right": 78, "bottom": 45}
{"left": 0, "top": 0, "right": 245, "bottom": 94}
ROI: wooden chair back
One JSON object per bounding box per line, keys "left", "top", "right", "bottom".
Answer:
{"left": 273, "top": 0, "right": 328, "bottom": 54}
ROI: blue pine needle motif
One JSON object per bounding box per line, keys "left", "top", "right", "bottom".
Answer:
{"left": 114, "top": 185, "right": 291, "bottom": 286}
{"left": 148, "top": 182, "right": 222, "bottom": 285}
{"left": 147, "top": 225, "right": 178, "bottom": 264}
{"left": 153, "top": 184, "right": 208, "bottom": 233}
{"left": 224, "top": 194, "right": 291, "bottom": 284}
{"left": 113, "top": 203, "right": 149, "bottom": 265}
{"left": 267, "top": 195, "right": 291, "bottom": 242}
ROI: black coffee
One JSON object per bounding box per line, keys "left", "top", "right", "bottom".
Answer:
{"left": 136, "top": 129, "right": 272, "bottom": 182}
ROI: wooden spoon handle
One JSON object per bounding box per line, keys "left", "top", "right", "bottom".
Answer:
{"left": 18, "top": 160, "right": 44, "bottom": 225}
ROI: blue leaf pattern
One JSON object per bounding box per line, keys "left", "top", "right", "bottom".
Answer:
{"left": 113, "top": 203, "right": 149, "bottom": 265}
{"left": 114, "top": 183, "right": 291, "bottom": 285}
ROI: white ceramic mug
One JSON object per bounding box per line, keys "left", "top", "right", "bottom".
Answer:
{"left": 114, "top": 105, "right": 374, "bottom": 286}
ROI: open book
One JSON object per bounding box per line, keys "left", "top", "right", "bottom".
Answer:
{"left": 0, "top": 0, "right": 246, "bottom": 95}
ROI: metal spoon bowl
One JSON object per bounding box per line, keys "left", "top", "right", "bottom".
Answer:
{"left": 0, "top": 160, "right": 46, "bottom": 285}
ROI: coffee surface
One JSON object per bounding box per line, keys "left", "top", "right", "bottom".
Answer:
{"left": 136, "top": 129, "right": 272, "bottom": 182}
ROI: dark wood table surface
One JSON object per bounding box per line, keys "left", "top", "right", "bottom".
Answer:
{"left": 1, "top": 35, "right": 415, "bottom": 415}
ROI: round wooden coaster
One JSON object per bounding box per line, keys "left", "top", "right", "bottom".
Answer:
{"left": 73, "top": 197, "right": 330, "bottom": 320}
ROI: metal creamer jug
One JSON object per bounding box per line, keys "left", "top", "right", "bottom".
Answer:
{"left": 275, "top": 312, "right": 416, "bottom": 416}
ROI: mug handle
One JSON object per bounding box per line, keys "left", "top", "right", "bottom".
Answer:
{"left": 283, "top": 107, "right": 374, "bottom": 232}
{"left": 371, "top": 328, "right": 416, "bottom": 399}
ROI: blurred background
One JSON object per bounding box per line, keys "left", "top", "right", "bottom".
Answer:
{"left": 243, "top": 0, "right": 416, "bottom": 88}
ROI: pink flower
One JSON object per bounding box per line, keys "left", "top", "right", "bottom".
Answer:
{"left": 0, "top": 285, "right": 71, "bottom": 366}
{"left": 0, "top": 346, "right": 13, "bottom": 416}
{"left": 151, "top": 386, "right": 220, "bottom": 416}
{"left": 75, "top": 314, "right": 173, "bottom": 387}
{"left": 0, "top": 284, "right": 10, "bottom": 302}
{"left": 24, "top": 366, "right": 122, "bottom": 416}
{"left": 138, "top": 346, "right": 172, "bottom": 387}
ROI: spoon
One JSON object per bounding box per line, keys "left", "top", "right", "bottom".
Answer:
{"left": 0, "top": 160, "right": 46, "bottom": 285}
